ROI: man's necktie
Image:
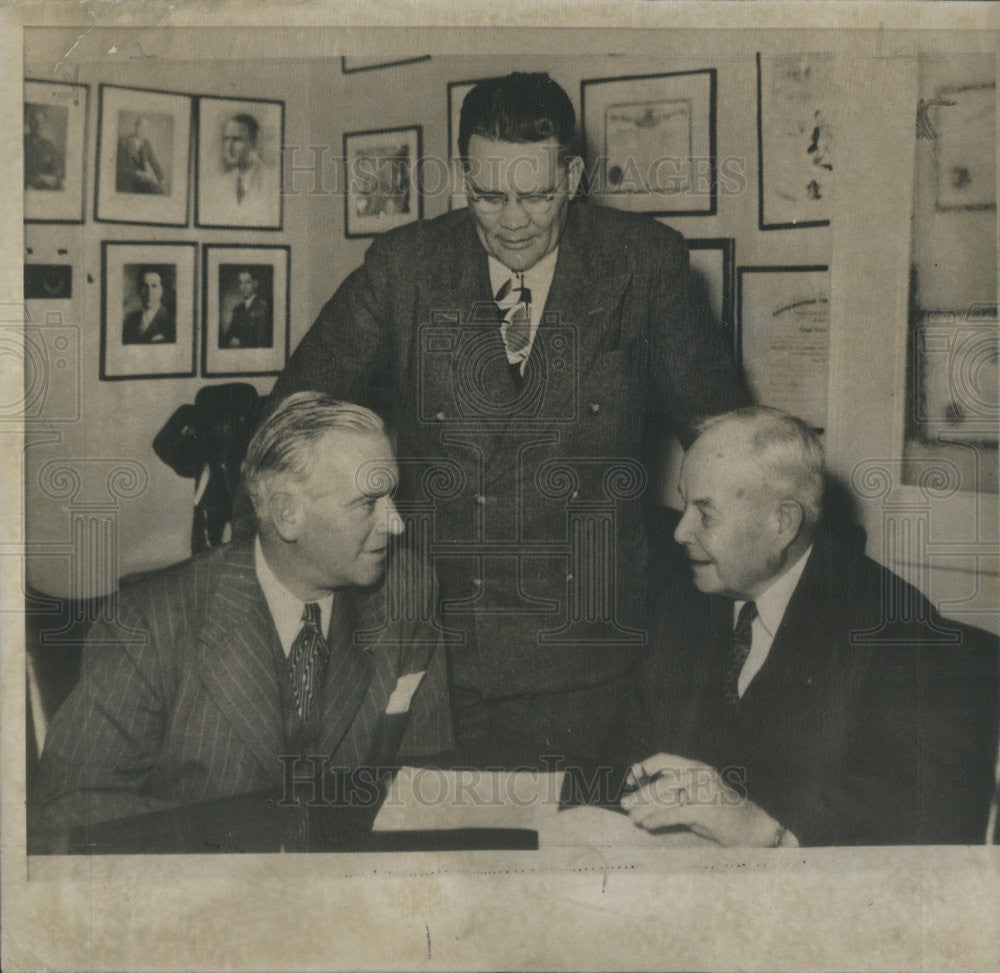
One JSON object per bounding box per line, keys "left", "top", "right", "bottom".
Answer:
{"left": 495, "top": 274, "right": 533, "bottom": 369}
{"left": 287, "top": 602, "right": 330, "bottom": 724}
{"left": 724, "top": 600, "right": 758, "bottom": 705}
{"left": 236, "top": 174, "right": 245, "bottom": 204}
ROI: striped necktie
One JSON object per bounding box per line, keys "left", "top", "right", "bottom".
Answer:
{"left": 724, "top": 600, "right": 757, "bottom": 705}
{"left": 287, "top": 602, "right": 330, "bottom": 724}
{"left": 495, "top": 274, "right": 533, "bottom": 367}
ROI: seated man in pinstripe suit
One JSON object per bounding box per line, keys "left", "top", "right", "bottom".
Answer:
{"left": 32, "top": 393, "right": 453, "bottom": 832}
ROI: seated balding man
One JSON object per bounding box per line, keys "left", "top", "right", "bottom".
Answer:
{"left": 622, "top": 407, "right": 998, "bottom": 846}
{"left": 32, "top": 393, "right": 452, "bottom": 832}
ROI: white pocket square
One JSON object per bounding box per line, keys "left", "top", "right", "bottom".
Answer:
{"left": 385, "top": 671, "right": 425, "bottom": 715}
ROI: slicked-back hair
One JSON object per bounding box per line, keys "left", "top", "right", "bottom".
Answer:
{"left": 243, "top": 391, "right": 385, "bottom": 519}
{"left": 458, "top": 72, "right": 577, "bottom": 163}
{"left": 228, "top": 112, "right": 260, "bottom": 145}
{"left": 695, "top": 407, "right": 826, "bottom": 524}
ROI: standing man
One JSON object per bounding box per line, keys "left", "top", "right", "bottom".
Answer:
{"left": 32, "top": 393, "right": 453, "bottom": 832}
{"left": 622, "top": 408, "right": 999, "bottom": 845}
{"left": 116, "top": 115, "right": 166, "bottom": 194}
{"left": 224, "top": 268, "right": 272, "bottom": 348}
{"left": 221, "top": 113, "right": 265, "bottom": 208}
{"left": 271, "top": 72, "right": 747, "bottom": 768}
{"left": 24, "top": 104, "right": 63, "bottom": 190}
{"left": 122, "top": 267, "right": 175, "bottom": 345}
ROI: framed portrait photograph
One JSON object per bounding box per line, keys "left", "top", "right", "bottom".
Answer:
{"left": 686, "top": 237, "right": 736, "bottom": 338}
{"left": 196, "top": 95, "right": 284, "bottom": 230}
{"left": 95, "top": 85, "right": 192, "bottom": 226}
{"left": 202, "top": 245, "right": 289, "bottom": 377}
{"left": 737, "top": 265, "right": 830, "bottom": 430}
{"left": 341, "top": 55, "right": 430, "bottom": 73}
{"left": 344, "top": 126, "right": 422, "bottom": 237}
{"left": 100, "top": 241, "right": 197, "bottom": 380}
{"left": 24, "top": 80, "right": 88, "bottom": 223}
{"left": 757, "top": 53, "right": 835, "bottom": 230}
{"left": 581, "top": 69, "right": 717, "bottom": 216}
{"left": 447, "top": 77, "right": 498, "bottom": 210}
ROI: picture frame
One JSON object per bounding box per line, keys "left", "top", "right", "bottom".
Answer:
{"left": 686, "top": 237, "right": 735, "bottom": 339}
{"left": 341, "top": 55, "right": 430, "bottom": 74}
{"left": 737, "top": 265, "right": 830, "bottom": 431}
{"left": 24, "top": 80, "right": 88, "bottom": 224}
{"left": 447, "top": 77, "right": 498, "bottom": 210}
{"left": 100, "top": 241, "right": 197, "bottom": 380}
{"left": 202, "top": 245, "right": 290, "bottom": 377}
{"left": 581, "top": 69, "right": 717, "bottom": 216}
{"left": 756, "top": 53, "right": 835, "bottom": 230}
{"left": 24, "top": 264, "right": 72, "bottom": 302}
{"left": 343, "top": 126, "right": 422, "bottom": 237}
{"left": 932, "top": 83, "right": 996, "bottom": 212}
{"left": 95, "top": 85, "right": 192, "bottom": 226}
{"left": 196, "top": 95, "right": 285, "bottom": 230}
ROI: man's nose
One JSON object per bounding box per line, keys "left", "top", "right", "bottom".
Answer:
{"left": 382, "top": 496, "right": 405, "bottom": 536}
{"left": 673, "top": 508, "right": 693, "bottom": 545}
{"left": 498, "top": 196, "right": 531, "bottom": 229}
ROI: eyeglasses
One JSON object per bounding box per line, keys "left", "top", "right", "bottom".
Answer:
{"left": 465, "top": 172, "right": 569, "bottom": 217}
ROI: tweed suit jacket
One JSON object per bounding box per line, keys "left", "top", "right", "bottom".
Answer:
{"left": 632, "top": 530, "right": 1000, "bottom": 845}
{"left": 271, "top": 203, "right": 747, "bottom": 699}
{"left": 32, "top": 542, "right": 453, "bottom": 830}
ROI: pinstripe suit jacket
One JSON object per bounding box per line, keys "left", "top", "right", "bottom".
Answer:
{"left": 32, "top": 541, "right": 453, "bottom": 830}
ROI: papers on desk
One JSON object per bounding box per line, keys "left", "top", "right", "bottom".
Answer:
{"left": 374, "top": 768, "right": 711, "bottom": 849}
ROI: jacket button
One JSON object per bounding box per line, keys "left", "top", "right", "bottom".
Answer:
{"left": 589, "top": 402, "right": 600, "bottom": 414}
{"left": 566, "top": 573, "right": 574, "bottom": 582}
{"left": 474, "top": 493, "right": 486, "bottom": 505}
{"left": 472, "top": 578, "right": 482, "bottom": 587}
{"left": 435, "top": 411, "right": 446, "bottom": 421}
{"left": 571, "top": 490, "right": 579, "bottom": 500}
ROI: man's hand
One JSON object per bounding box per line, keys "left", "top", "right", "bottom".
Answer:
{"left": 620, "top": 752, "right": 798, "bottom": 847}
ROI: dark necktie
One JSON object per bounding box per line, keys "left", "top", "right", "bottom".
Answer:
{"left": 287, "top": 602, "right": 330, "bottom": 725}
{"left": 724, "top": 600, "right": 758, "bottom": 705}
{"left": 495, "top": 274, "right": 532, "bottom": 373}
{"left": 236, "top": 174, "right": 245, "bottom": 204}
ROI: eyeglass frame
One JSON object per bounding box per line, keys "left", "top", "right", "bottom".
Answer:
{"left": 463, "top": 168, "right": 573, "bottom": 217}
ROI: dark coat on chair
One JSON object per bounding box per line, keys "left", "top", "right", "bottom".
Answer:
{"left": 31, "top": 541, "right": 453, "bottom": 830}
{"left": 269, "top": 203, "right": 747, "bottom": 720}
{"left": 630, "top": 529, "right": 1000, "bottom": 845}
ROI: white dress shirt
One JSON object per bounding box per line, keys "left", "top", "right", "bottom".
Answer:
{"left": 734, "top": 546, "right": 813, "bottom": 698}
{"left": 488, "top": 248, "right": 560, "bottom": 370}
{"left": 254, "top": 536, "right": 334, "bottom": 657}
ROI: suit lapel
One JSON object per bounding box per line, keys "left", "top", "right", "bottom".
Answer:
{"left": 316, "top": 586, "right": 376, "bottom": 759}
{"left": 195, "top": 543, "right": 285, "bottom": 777}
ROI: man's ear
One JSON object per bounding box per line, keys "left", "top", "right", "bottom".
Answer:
{"left": 267, "top": 490, "right": 302, "bottom": 542}
{"left": 775, "top": 499, "right": 804, "bottom": 544}
{"left": 566, "top": 155, "right": 584, "bottom": 197}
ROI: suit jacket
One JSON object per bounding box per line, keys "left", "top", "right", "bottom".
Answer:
{"left": 631, "top": 530, "right": 999, "bottom": 845}
{"left": 225, "top": 295, "right": 272, "bottom": 348}
{"left": 123, "top": 304, "right": 175, "bottom": 345}
{"left": 31, "top": 542, "right": 453, "bottom": 830}
{"left": 271, "top": 203, "right": 747, "bottom": 701}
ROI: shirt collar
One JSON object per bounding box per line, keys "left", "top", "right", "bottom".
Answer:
{"left": 254, "top": 535, "right": 334, "bottom": 656}
{"left": 736, "top": 545, "right": 813, "bottom": 640}
{"left": 487, "top": 247, "right": 559, "bottom": 297}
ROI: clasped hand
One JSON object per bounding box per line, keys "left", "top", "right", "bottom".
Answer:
{"left": 620, "top": 752, "right": 797, "bottom": 847}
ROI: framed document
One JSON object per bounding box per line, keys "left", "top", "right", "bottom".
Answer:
{"left": 756, "top": 53, "right": 836, "bottom": 230}
{"left": 196, "top": 95, "right": 284, "bottom": 230}
{"left": 737, "top": 265, "right": 830, "bottom": 430}
{"left": 100, "top": 241, "right": 197, "bottom": 380}
{"left": 343, "top": 126, "right": 422, "bottom": 237}
{"left": 582, "top": 69, "right": 717, "bottom": 215}
{"left": 202, "top": 244, "right": 290, "bottom": 377}
{"left": 686, "top": 237, "right": 736, "bottom": 337}
{"left": 23, "top": 80, "right": 88, "bottom": 224}
{"left": 933, "top": 83, "right": 996, "bottom": 212}
{"left": 95, "top": 84, "right": 192, "bottom": 226}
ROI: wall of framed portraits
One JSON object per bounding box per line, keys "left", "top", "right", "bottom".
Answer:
{"left": 21, "top": 27, "right": 998, "bottom": 631}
